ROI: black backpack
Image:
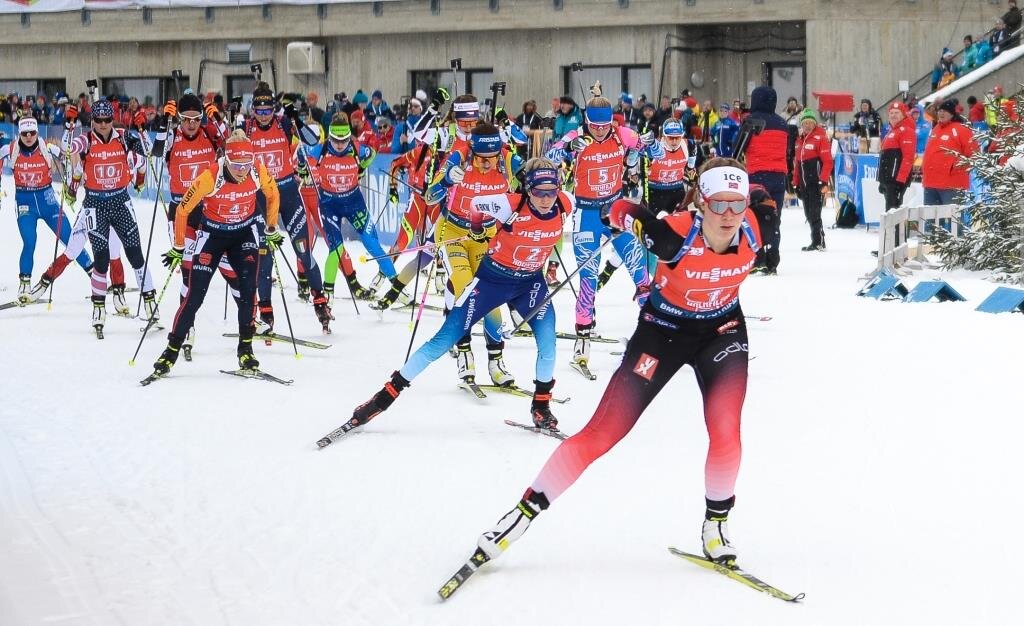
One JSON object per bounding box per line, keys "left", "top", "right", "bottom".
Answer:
{"left": 835, "top": 197, "right": 859, "bottom": 228}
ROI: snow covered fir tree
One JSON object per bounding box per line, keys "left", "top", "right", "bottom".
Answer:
{"left": 927, "top": 94, "right": 1024, "bottom": 284}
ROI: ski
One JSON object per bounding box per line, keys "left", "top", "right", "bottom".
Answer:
{"left": 504, "top": 419, "right": 568, "bottom": 440}
{"left": 0, "top": 297, "right": 50, "bottom": 310}
{"left": 745, "top": 315, "right": 772, "bottom": 322}
{"left": 83, "top": 287, "right": 139, "bottom": 299}
{"left": 466, "top": 384, "right": 571, "bottom": 404}
{"left": 219, "top": 368, "right": 294, "bottom": 385}
{"left": 315, "top": 418, "right": 363, "bottom": 449}
{"left": 457, "top": 380, "right": 488, "bottom": 399}
{"left": 394, "top": 302, "right": 445, "bottom": 313}
{"left": 139, "top": 372, "right": 165, "bottom": 386}
{"left": 570, "top": 360, "right": 597, "bottom": 380}
{"left": 222, "top": 332, "right": 331, "bottom": 350}
{"left": 476, "top": 329, "right": 620, "bottom": 344}
{"left": 667, "top": 547, "right": 804, "bottom": 603}
{"left": 437, "top": 548, "right": 491, "bottom": 601}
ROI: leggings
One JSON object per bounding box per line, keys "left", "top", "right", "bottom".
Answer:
{"left": 257, "top": 178, "right": 323, "bottom": 301}
{"left": 530, "top": 308, "right": 749, "bottom": 504}
{"left": 320, "top": 188, "right": 396, "bottom": 279}
{"left": 83, "top": 189, "right": 152, "bottom": 296}
{"left": 13, "top": 187, "right": 91, "bottom": 275}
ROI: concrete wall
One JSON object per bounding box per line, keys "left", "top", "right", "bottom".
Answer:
{"left": 0, "top": 0, "right": 1016, "bottom": 114}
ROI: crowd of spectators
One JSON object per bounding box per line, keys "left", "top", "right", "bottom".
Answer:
{"left": 930, "top": 0, "right": 1022, "bottom": 91}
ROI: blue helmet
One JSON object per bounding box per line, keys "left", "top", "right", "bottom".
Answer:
{"left": 661, "top": 119, "right": 684, "bottom": 137}
{"left": 92, "top": 99, "right": 113, "bottom": 119}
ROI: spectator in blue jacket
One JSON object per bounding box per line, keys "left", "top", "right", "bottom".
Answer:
{"left": 711, "top": 103, "right": 739, "bottom": 158}
{"left": 366, "top": 89, "right": 392, "bottom": 127}
{"left": 911, "top": 105, "right": 931, "bottom": 154}
{"left": 552, "top": 96, "right": 583, "bottom": 142}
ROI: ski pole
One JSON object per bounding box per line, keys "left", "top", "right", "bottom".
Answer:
{"left": 506, "top": 232, "right": 622, "bottom": 338}
{"left": 405, "top": 252, "right": 439, "bottom": 362}
{"left": 272, "top": 249, "right": 300, "bottom": 359}
{"left": 135, "top": 116, "right": 172, "bottom": 318}
{"left": 128, "top": 264, "right": 176, "bottom": 366}
{"left": 48, "top": 147, "right": 71, "bottom": 312}
{"left": 358, "top": 235, "right": 467, "bottom": 263}
{"left": 223, "top": 280, "right": 229, "bottom": 321}
{"left": 550, "top": 242, "right": 579, "bottom": 300}
{"left": 406, "top": 205, "right": 431, "bottom": 326}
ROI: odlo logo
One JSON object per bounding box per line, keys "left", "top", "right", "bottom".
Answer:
{"left": 712, "top": 341, "right": 748, "bottom": 363}
{"left": 633, "top": 353, "right": 659, "bottom": 381}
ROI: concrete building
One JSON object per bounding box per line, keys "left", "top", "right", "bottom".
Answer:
{"left": 0, "top": 0, "right": 1019, "bottom": 117}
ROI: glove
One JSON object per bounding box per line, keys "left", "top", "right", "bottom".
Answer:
{"left": 162, "top": 247, "right": 184, "bottom": 269}
{"left": 570, "top": 136, "right": 592, "bottom": 152}
{"left": 63, "top": 175, "right": 81, "bottom": 205}
{"left": 163, "top": 100, "right": 177, "bottom": 117}
{"left": 266, "top": 229, "right": 285, "bottom": 251}
{"left": 66, "top": 105, "right": 78, "bottom": 122}
{"left": 606, "top": 199, "right": 639, "bottom": 234}
{"left": 296, "top": 160, "right": 312, "bottom": 186}
{"left": 133, "top": 169, "right": 146, "bottom": 192}
{"left": 638, "top": 130, "right": 655, "bottom": 147}
{"left": 283, "top": 102, "right": 298, "bottom": 121}
{"left": 494, "top": 107, "right": 509, "bottom": 124}
{"left": 431, "top": 87, "right": 450, "bottom": 110}
{"left": 447, "top": 164, "right": 465, "bottom": 184}
{"left": 878, "top": 182, "right": 886, "bottom": 195}
{"left": 684, "top": 168, "right": 697, "bottom": 186}
{"left": 204, "top": 102, "right": 220, "bottom": 121}
{"left": 133, "top": 110, "right": 147, "bottom": 128}
{"left": 469, "top": 224, "right": 489, "bottom": 243}
{"left": 388, "top": 184, "right": 399, "bottom": 207}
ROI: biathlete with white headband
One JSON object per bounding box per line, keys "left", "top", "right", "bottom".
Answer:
{"left": 149, "top": 130, "right": 280, "bottom": 378}
{"left": 348, "top": 158, "right": 572, "bottom": 432}
{"left": 468, "top": 157, "right": 763, "bottom": 570}
{"left": 545, "top": 96, "right": 664, "bottom": 372}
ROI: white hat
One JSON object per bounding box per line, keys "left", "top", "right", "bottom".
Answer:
{"left": 18, "top": 117, "right": 38, "bottom": 133}
{"left": 415, "top": 89, "right": 428, "bottom": 102}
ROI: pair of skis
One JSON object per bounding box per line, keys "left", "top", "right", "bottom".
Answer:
{"left": 140, "top": 367, "right": 293, "bottom": 386}
{"left": 457, "top": 380, "right": 570, "bottom": 404}
{"left": 438, "top": 547, "right": 802, "bottom": 603}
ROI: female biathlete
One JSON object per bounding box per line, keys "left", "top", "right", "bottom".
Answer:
{"left": 0, "top": 117, "right": 91, "bottom": 297}
{"left": 425, "top": 121, "right": 523, "bottom": 387}
{"left": 468, "top": 158, "right": 762, "bottom": 569}
{"left": 545, "top": 96, "right": 663, "bottom": 371}
{"left": 347, "top": 158, "right": 571, "bottom": 431}
{"left": 148, "top": 131, "right": 280, "bottom": 378}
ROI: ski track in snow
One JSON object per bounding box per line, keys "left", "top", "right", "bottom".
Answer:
{"left": 0, "top": 176, "right": 1021, "bottom": 625}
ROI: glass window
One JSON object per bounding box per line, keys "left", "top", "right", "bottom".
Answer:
{"left": 102, "top": 77, "right": 188, "bottom": 108}
{"left": 562, "top": 65, "right": 652, "bottom": 103}
{"left": 412, "top": 68, "right": 494, "bottom": 101}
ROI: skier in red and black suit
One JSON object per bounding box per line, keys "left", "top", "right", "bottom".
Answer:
{"left": 734, "top": 86, "right": 792, "bottom": 275}
{"left": 466, "top": 157, "right": 763, "bottom": 570}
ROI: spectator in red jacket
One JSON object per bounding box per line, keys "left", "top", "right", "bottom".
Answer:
{"left": 792, "top": 109, "right": 833, "bottom": 250}
{"left": 351, "top": 109, "right": 377, "bottom": 150}
{"left": 878, "top": 102, "right": 917, "bottom": 213}
{"left": 922, "top": 98, "right": 976, "bottom": 207}
{"left": 374, "top": 115, "right": 395, "bottom": 154}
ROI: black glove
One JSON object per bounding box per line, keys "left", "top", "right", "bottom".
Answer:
{"left": 162, "top": 247, "right": 184, "bottom": 269}
{"left": 283, "top": 102, "right": 298, "bottom": 121}
{"left": 431, "top": 87, "right": 450, "bottom": 110}
{"left": 494, "top": 107, "right": 509, "bottom": 124}
{"left": 878, "top": 182, "right": 886, "bottom": 195}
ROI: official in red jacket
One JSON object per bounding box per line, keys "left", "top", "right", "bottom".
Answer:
{"left": 792, "top": 109, "right": 832, "bottom": 250}
{"left": 921, "top": 99, "right": 976, "bottom": 206}
{"left": 878, "top": 101, "right": 917, "bottom": 212}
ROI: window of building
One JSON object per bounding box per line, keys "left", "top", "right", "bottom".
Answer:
{"left": 0, "top": 79, "right": 67, "bottom": 102}
{"left": 560, "top": 65, "right": 651, "bottom": 103}
{"left": 102, "top": 77, "right": 189, "bottom": 108}
{"left": 411, "top": 68, "right": 495, "bottom": 102}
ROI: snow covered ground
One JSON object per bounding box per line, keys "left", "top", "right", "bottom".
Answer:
{"left": 1, "top": 180, "right": 1021, "bottom": 626}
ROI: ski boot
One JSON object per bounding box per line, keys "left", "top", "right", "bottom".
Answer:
{"left": 701, "top": 496, "right": 738, "bottom": 564}
{"left": 344, "top": 271, "right": 374, "bottom": 300}
{"left": 297, "top": 273, "right": 311, "bottom": 302}
{"left": 596, "top": 261, "right": 618, "bottom": 290}
{"left": 456, "top": 342, "right": 476, "bottom": 383}
{"left": 800, "top": 243, "right": 825, "bottom": 252}
{"left": 573, "top": 322, "right": 593, "bottom": 366}
{"left": 21, "top": 276, "right": 50, "bottom": 305}
{"left": 530, "top": 379, "right": 558, "bottom": 429}
{"left": 237, "top": 335, "right": 260, "bottom": 371}
{"left": 351, "top": 370, "right": 410, "bottom": 426}
{"left": 91, "top": 296, "right": 107, "bottom": 339}
{"left": 486, "top": 342, "right": 515, "bottom": 387}
{"left": 370, "top": 277, "right": 407, "bottom": 311}
{"left": 152, "top": 336, "right": 183, "bottom": 376}
{"left": 323, "top": 282, "right": 335, "bottom": 304}
{"left": 369, "top": 271, "right": 387, "bottom": 293}
{"left": 142, "top": 289, "right": 159, "bottom": 321}
{"left": 258, "top": 300, "right": 275, "bottom": 333}
{"left": 182, "top": 327, "right": 196, "bottom": 362}
{"left": 17, "top": 274, "right": 31, "bottom": 300}
{"left": 545, "top": 261, "right": 559, "bottom": 287}
{"left": 477, "top": 489, "right": 549, "bottom": 561}
{"left": 111, "top": 284, "right": 130, "bottom": 316}
{"left": 313, "top": 290, "right": 333, "bottom": 333}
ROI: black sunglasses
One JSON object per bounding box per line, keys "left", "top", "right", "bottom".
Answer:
{"left": 93, "top": 117, "right": 113, "bottom": 124}
{"left": 20, "top": 131, "right": 37, "bottom": 137}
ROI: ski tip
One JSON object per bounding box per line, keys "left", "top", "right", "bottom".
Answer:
{"left": 315, "top": 437, "right": 332, "bottom": 449}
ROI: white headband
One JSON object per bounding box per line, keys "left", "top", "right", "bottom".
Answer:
{"left": 698, "top": 166, "right": 749, "bottom": 198}
{"left": 18, "top": 117, "right": 38, "bottom": 133}
{"left": 453, "top": 101, "right": 480, "bottom": 112}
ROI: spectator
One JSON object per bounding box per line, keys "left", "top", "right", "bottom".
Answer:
{"left": 961, "top": 35, "right": 978, "bottom": 72}
{"left": 352, "top": 89, "right": 369, "bottom": 113}
{"left": 782, "top": 97, "right": 802, "bottom": 126}
{"left": 910, "top": 105, "right": 930, "bottom": 154}
{"left": 793, "top": 109, "right": 833, "bottom": 251}
{"left": 76, "top": 93, "right": 91, "bottom": 124}
{"left": 639, "top": 101, "right": 657, "bottom": 132}
{"left": 374, "top": 115, "right": 395, "bottom": 154}
{"left": 850, "top": 99, "right": 882, "bottom": 153}
{"left": 966, "top": 95, "right": 988, "bottom": 132}
{"left": 51, "top": 93, "right": 68, "bottom": 127}
{"left": 922, "top": 98, "right": 976, "bottom": 207}
{"left": 544, "top": 96, "right": 560, "bottom": 118}
{"left": 976, "top": 36, "right": 995, "bottom": 66}
{"left": 552, "top": 96, "right": 583, "bottom": 142}
{"left": 711, "top": 102, "right": 739, "bottom": 158}
{"left": 984, "top": 84, "right": 1007, "bottom": 127}
{"left": 931, "top": 48, "right": 960, "bottom": 90}
{"left": 1004, "top": 0, "right": 1022, "bottom": 47}
{"left": 392, "top": 97, "right": 423, "bottom": 154}
{"left": 991, "top": 18, "right": 1010, "bottom": 57}
{"left": 307, "top": 92, "right": 325, "bottom": 127}
{"left": 32, "top": 94, "right": 52, "bottom": 123}
{"left": 730, "top": 98, "right": 743, "bottom": 122}
{"left": 515, "top": 100, "right": 541, "bottom": 130}
{"left": 618, "top": 93, "right": 641, "bottom": 129}
{"left": 653, "top": 95, "right": 673, "bottom": 127}
{"left": 366, "top": 89, "right": 391, "bottom": 126}
{"left": 697, "top": 99, "right": 719, "bottom": 152}
{"left": 878, "top": 102, "right": 917, "bottom": 215}
{"left": 735, "top": 85, "right": 791, "bottom": 274}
